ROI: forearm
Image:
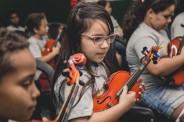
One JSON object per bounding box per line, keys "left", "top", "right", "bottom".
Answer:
{"left": 147, "top": 54, "right": 184, "bottom": 76}
{"left": 39, "top": 52, "right": 57, "bottom": 62}
{"left": 70, "top": 102, "right": 132, "bottom": 122}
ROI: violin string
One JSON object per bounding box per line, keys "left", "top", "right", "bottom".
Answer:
{"left": 126, "top": 57, "right": 151, "bottom": 90}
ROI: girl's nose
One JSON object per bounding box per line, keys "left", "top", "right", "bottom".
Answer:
{"left": 100, "top": 39, "right": 109, "bottom": 48}
{"left": 31, "top": 82, "right": 40, "bottom": 99}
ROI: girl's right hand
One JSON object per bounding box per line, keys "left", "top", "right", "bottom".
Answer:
{"left": 52, "top": 42, "right": 61, "bottom": 55}
{"left": 52, "top": 46, "right": 60, "bottom": 55}
{"left": 119, "top": 86, "right": 136, "bottom": 109}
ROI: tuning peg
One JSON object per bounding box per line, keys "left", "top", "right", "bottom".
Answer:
{"left": 63, "top": 60, "right": 69, "bottom": 68}
{"left": 152, "top": 56, "right": 157, "bottom": 60}
{"left": 62, "top": 68, "right": 70, "bottom": 77}
{"left": 153, "top": 60, "right": 157, "bottom": 64}
{"left": 152, "top": 56, "right": 158, "bottom": 64}
{"left": 143, "top": 46, "right": 147, "bottom": 50}
{"left": 141, "top": 47, "right": 148, "bottom": 55}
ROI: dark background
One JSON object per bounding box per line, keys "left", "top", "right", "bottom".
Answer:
{"left": 0, "top": 0, "right": 132, "bottom": 27}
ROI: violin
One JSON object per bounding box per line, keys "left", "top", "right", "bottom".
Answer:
{"left": 38, "top": 26, "right": 64, "bottom": 92}
{"left": 93, "top": 46, "right": 159, "bottom": 112}
{"left": 31, "top": 53, "right": 87, "bottom": 122}
{"left": 167, "top": 36, "right": 184, "bottom": 86}
{"left": 42, "top": 25, "right": 64, "bottom": 68}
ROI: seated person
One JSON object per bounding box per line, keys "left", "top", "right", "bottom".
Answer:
{"left": 6, "top": 10, "right": 25, "bottom": 32}
{"left": 0, "top": 27, "right": 40, "bottom": 122}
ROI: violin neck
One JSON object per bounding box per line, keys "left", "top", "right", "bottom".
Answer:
{"left": 53, "top": 29, "right": 62, "bottom": 47}
{"left": 117, "top": 57, "right": 151, "bottom": 97}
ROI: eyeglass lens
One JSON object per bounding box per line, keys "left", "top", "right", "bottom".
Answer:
{"left": 94, "top": 34, "right": 116, "bottom": 45}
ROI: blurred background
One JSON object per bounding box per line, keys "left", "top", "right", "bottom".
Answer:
{"left": 0, "top": 0, "right": 132, "bottom": 27}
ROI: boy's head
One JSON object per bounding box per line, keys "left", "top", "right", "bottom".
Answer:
{"left": 8, "top": 10, "right": 20, "bottom": 26}
{"left": 0, "top": 28, "right": 40, "bottom": 121}
{"left": 97, "top": 0, "right": 112, "bottom": 14}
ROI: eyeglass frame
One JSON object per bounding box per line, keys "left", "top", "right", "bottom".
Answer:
{"left": 81, "top": 33, "right": 117, "bottom": 45}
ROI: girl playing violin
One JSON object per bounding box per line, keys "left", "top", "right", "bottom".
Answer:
{"left": 52, "top": 2, "right": 144, "bottom": 122}
{"left": 0, "top": 27, "right": 40, "bottom": 122}
{"left": 25, "top": 12, "right": 61, "bottom": 120}
{"left": 123, "top": 0, "right": 184, "bottom": 121}
{"left": 25, "top": 12, "right": 61, "bottom": 80}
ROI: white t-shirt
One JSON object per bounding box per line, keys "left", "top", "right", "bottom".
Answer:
{"left": 28, "top": 36, "right": 47, "bottom": 80}
{"left": 171, "top": 12, "right": 184, "bottom": 39}
{"left": 54, "top": 63, "right": 108, "bottom": 120}
{"left": 126, "top": 22, "right": 170, "bottom": 89}
{"left": 7, "top": 25, "right": 25, "bottom": 32}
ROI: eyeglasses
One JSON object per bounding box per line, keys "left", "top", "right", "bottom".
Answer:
{"left": 81, "top": 33, "right": 116, "bottom": 45}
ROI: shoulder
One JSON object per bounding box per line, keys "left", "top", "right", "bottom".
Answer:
{"left": 133, "top": 23, "right": 164, "bottom": 42}
{"left": 7, "top": 25, "right": 16, "bottom": 31}
{"left": 28, "top": 36, "right": 37, "bottom": 43}
{"left": 18, "top": 26, "right": 25, "bottom": 31}
{"left": 172, "top": 12, "right": 184, "bottom": 24}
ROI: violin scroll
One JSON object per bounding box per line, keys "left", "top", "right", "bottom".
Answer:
{"left": 142, "top": 46, "right": 159, "bottom": 64}
{"left": 62, "top": 53, "right": 86, "bottom": 86}
{"left": 31, "top": 53, "right": 87, "bottom": 122}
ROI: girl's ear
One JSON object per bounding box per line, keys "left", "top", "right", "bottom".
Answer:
{"left": 147, "top": 8, "right": 155, "bottom": 19}
{"left": 33, "top": 27, "right": 38, "bottom": 34}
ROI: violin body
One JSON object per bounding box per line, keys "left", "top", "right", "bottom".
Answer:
{"left": 93, "top": 70, "right": 139, "bottom": 112}
{"left": 42, "top": 39, "right": 55, "bottom": 55}
{"left": 41, "top": 39, "right": 56, "bottom": 68}
{"left": 38, "top": 26, "right": 64, "bottom": 91}
{"left": 41, "top": 25, "right": 64, "bottom": 68}
{"left": 168, "top": 37, "right": 182, "bottom": 57}
{"left": 167, "top": 37, "right": 184, "bottom": 86}
{"left": 93, "top": 46, "right": 159, "bottom": 112}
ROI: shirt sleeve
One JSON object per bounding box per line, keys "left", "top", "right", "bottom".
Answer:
{"left": 133, "top": 36, "right": 157, "bottom": 60}
{"left": 29, "top": 41, "right": 42, "bottom": 59}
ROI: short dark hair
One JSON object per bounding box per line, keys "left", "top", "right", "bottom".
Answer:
{"left": 122, "top": 0, "right": 175, "bottom": 40}
{"left": 7, "top": 10, "right": 19, "bottom": 18}
{"left": 25, "top": 12, "right": 46, "bottom": 34}
{"left": 0, "top": 27, "right": 29, "bottom": 79}
{"left": 97, "top": 0, "right": 107, "bottom": 7}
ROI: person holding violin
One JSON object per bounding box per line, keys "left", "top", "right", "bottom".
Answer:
{"left": 52, "top": 2, "right": 144, "bottom": 122}
{"left": 0, "top": 27, "right": 40, "bottom": 122}
{"left": 25, "top": 12, "right": 61, "bottom": 80}
{"left": 25, "top": 12, "right": 61, "bottom": 120}
{"left": 123, "top": 0, "right": 184, "bottom": 121}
